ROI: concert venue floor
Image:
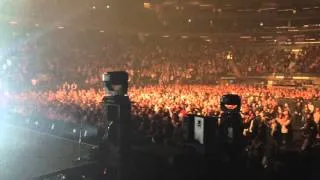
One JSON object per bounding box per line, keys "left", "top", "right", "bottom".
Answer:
{"left": 0, "top": 121, "right": 94, "bottom": 180}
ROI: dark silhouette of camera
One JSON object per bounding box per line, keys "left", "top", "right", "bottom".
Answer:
{"left": 220, "top": 94, "right": 241, "bottom": 113}
{"left": 218, "top": 94, "right": 244, "bottom": 163}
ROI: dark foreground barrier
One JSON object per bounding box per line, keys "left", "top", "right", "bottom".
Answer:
{"left": 32, "top": 163, "right": 99, "bottom": 180}
{"left": 4, "top": 113, "right": 99, "bottom": 145}
{"left": 5, "top": 111, "right": 320, "bottom": 180}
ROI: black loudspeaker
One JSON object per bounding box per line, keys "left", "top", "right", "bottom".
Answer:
{"left": 183, "top": 115, "right": 218, "bottom": 154}
{"left": 183, "top": 115, "right": 195, "bottom": 142}
{"left": 204, "top": 116, "right": 218, "bottom": 153}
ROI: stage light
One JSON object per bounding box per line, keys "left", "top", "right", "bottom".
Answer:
{"left": 106, "top": 5, "right": 110, "bottom": 8}
{"left": 226, "top": 52, "right": 233, "bottom": 60}
{"left": 57, "top": 173, "right": 66, "bottom": 179}
{"left": 51, "top": 123, "right": 55, "bottom": 130}
{"left": 6, "top": 59, "right": 12, "bottom": 66}
{"left": 9, "top": 21, "right": 17, "bottom": 25}
{"left": 210, "top": 20, "right": 213, "bottom": 25}
{"left": 73, "top": 129, "right": 77, "bottom": 133}
{"left": 3, "top": 90, "right": 9, "bottom": 96}
{"left": 144, "top": 3, "right": 152, "bottom": 9}
{"left": 35, "top": 121, "right": 39, "bottom": 126}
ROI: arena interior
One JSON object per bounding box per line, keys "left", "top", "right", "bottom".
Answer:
{"left": 1, "top": 0, "right": 320, "bottom": 180}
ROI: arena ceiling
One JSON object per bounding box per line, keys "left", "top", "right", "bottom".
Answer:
{"left": 1, "top": 0, "right": 320, "bottom": 44}
{"left": 152, "top": 0, "right": 320, "bottom": 8}
{"left": 140, "top": 0, "right": 320, "bottom": 43}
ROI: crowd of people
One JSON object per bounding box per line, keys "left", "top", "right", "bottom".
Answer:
{"left": 1, "top": 31, "right": 320, "bottom": 147}
{"left": 2, "top": 3, "right": 320, "bottom": 178}
{"left": 5, "top": 84, "right": 320, "bottom": 146}
{"left": 2, "top": 31, "right": 320, "bottom": 93}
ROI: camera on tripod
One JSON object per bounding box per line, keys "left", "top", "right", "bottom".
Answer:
{"left": 220, "top": 94, "right": 241, "bottom": 113}
{"left": 98, "top": 71, "right": 132, "bottom": 180}
{"left": 182, "top": 94, "right": 242, "bottom": 156}
{"left": 218, "top": 94, "right": 244, "bottom": 160}
{"left": 102, "top": 71, "right": 128, "bottom": 96}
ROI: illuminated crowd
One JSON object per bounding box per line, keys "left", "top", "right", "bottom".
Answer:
{"left": 1, "top": 33, "right": 320, "bottom": 145}
{"left": 4, "top": 84, "right": 319, "bottom": 144}
{"left": 2, "top": 34, "right": 320, "bottom": 92}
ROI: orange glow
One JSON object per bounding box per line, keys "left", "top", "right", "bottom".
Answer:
{"left": 224, "top": 104, "right": 238, "bottom": 110}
